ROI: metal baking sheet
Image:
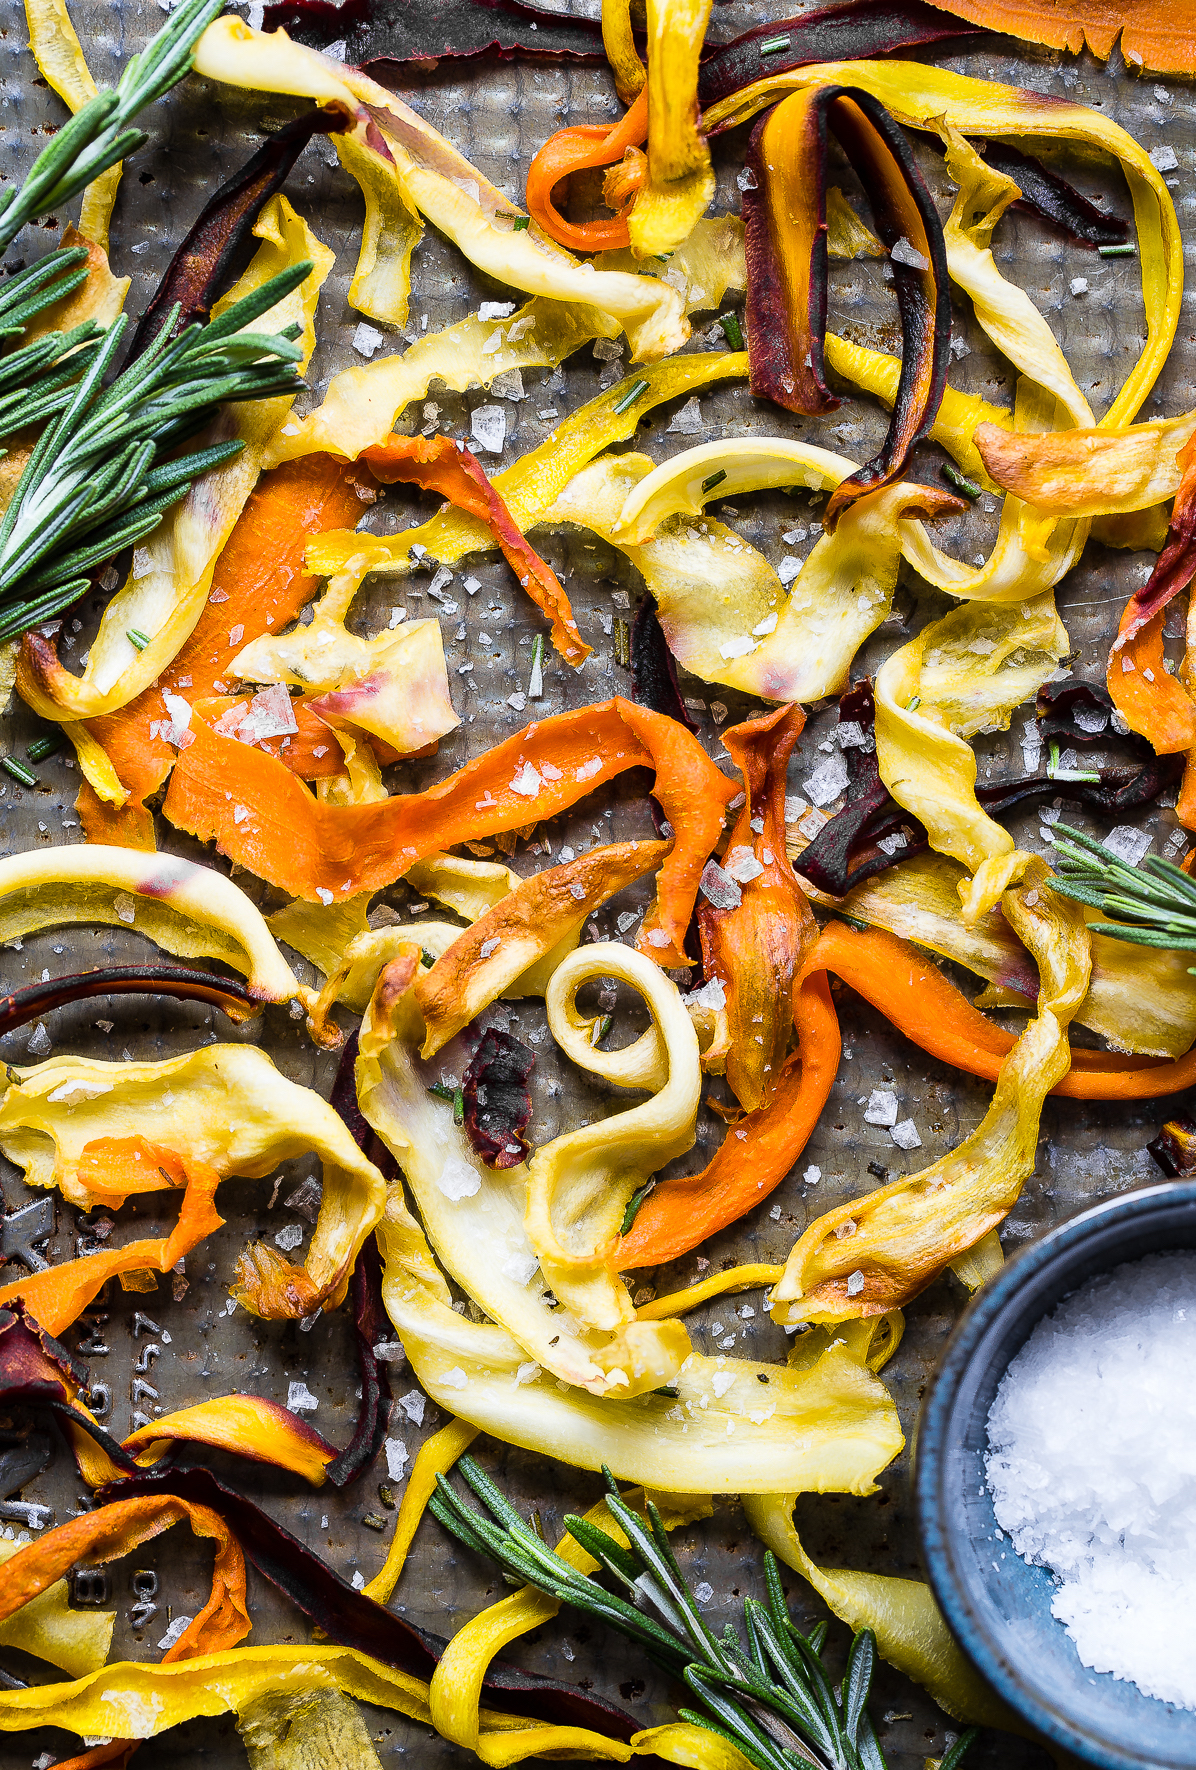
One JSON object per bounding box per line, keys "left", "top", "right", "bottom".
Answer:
{"left": 0, "top": 4, "right": 1190, "bottom": 1765}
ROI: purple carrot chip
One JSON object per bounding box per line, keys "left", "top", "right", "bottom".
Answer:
{"left": 265, "top": 0, "right": 603, "bottom": 70}
{"left": 123, "top": 110, "right": 346, "bottom": 366}
{"left": 101, "top": 1461, "right": 651, "bottom": 1745}
{"left": 463, "top": 1028, "right": 534, "bottom": 1169}
{"left": 631, "top": 595, "right": 696, "bottom": 733}
{"left": 699, "top": 0, "right": 981, "bottom": 110}
{"left": 981, "top": 141, "right": 1129, "bottom": 248}
{"left": 0, "top": 965, "right": 256, "bottom": 1038}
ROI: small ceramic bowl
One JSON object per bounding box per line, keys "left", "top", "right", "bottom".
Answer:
{"left": 916, "top": 1180, "right": 1196, "bottom": 1770}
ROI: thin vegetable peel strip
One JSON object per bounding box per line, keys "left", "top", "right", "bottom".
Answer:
{"left": 874, "top": 585, "right": 1068, "bottom": 922}
{"left": 772, "top": 860, "right": 1090, "bottom": 1323}
{"left": 74, "top": 454, "right": 375, "bottom": 850}
{"left": 0, "top": 845, "right": 306, "bottom": 1007}
{"left": 627, "top": 0, "right": 715, "bottom": 260}
{"left": 301, "top": 351, "right": 748, "bottom": 588}
{"left": 192, "top": 18, "right": 688, "bottom": 363}
{"left": 743, "top": 1493, "right": 1018, "bottom": 1730}
{"left": 0, "top": 1538, "right": 114, "bottom": 1679}
{"left": 704, "top": 59, "right": 1181, "bottom": 435}
{"left": 524, "top": 943, "right": 700, "bottom": 1350}
{"left": 163, "top": 697, "right": 735, "bottom": 969}
{"left": 0, "top": 1643, "right": 762, "bottom": 1769}
{"left": 415, "top": 841, "right": 669, "bottom": 1056}
{"left": 357, "top": 947, "right": 693, "bottom": 1397}
{"left": 745, "top": 85, "right": 949, "bottom": 526}
{"left": 375, "top": 1204, "right": 902, "bottom": 1491}
{"left": 0, "top": 1046, "right": 385, "bottom": 1320}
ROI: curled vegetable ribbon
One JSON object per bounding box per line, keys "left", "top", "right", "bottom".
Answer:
{"left": 771, "top": 859, "right": 1091, "bottom": 1324}
{"left": 163, "top": 696, "right": 736, "bottom": 969}
{"left": 358, "top": 943, "right": 696, "bottom": 1397}
{"left": 618, "top": 705, "right": 841, "bottom": 1268}
{"left": 796, "top": 919, "right": 1196, "bottom": 1101}
{"left": 743, "top": 84, "right": 949, "bottom": 527}
{"left": 525, "top": 87, "right": 648, "bottom": 252}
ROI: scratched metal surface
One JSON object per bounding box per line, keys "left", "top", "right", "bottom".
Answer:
{"left": 0, "top": 1, "right": 1191, "bottom": 1765}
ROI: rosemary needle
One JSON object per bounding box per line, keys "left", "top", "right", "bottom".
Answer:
{"left": 432, "top": 1457, "right": 979, "bottom": 1770}
{"left": 1049, "top": 823, "right": 1196, "bottom": 957}
{"left": 0, "top": 264, "right": 310, "bottom": 642}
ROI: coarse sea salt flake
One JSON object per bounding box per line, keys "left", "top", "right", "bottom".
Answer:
{"left": 987, "top": 1250, "right": 1196, "bottom": 1710}
{"left": 865, "top": 1089, "right": 899, "bottom": 1127}
{"left": 1104, "top": 825, "right": 1151, "bottom": 866}
{"left": 438, "top": 1153, "right": 481, "bottom": 1200}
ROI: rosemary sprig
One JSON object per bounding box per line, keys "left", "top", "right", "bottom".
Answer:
{"left": 0, "top": 264, "right": 310, "bottom": 641}
{"left": 431, "top": 1457, "right": 978, "bottom": 1770}
{"left": 0, "top": 0, "right": 224, "bottom": 260}
{"left": 1049, "top": 823, "right": 1196, "bottom": 965}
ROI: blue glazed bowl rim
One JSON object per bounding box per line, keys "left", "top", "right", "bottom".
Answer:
{"left": 915, "top": 1179, "right": 1196, "bottom": 1769}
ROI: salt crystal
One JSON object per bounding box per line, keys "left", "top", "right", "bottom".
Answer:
{"left": 316, "top": 888, "right": 334, "bottom": 905}
{"left": 438, "top": 1152, "right": 481, "bottom": 1200}
{"left": 511, "top": 762, "right": 542, "bottom": 796}
{"left": 1070, "top": 277, "right": 1089, "bottom": 296}
{"left": 865, "top": 1089, "right": 899, "bottom": 1127}
{"left": 719, "top": 635, "right": 755, "bottom": 659}
{"left": 836, "top": 721, "right": 867, "bottom": 749}
{"left": 1150, "top": 143, "right": 1179, "bottom": 171}
{"left": 986, "top": 1251, "right": 1196, "bottom": 1710}
{"left": 1074, "top": 704, "right": 1109, "bottom": 735}
{"left": 157, "top": 1615, "right": 194, "bottom": 1651}
{"left": 385, "top": 1437, "right": 408, "bottom": 1480}
{"left": 441, "top": 1367, "right": 468, "bottom": 1389}
{"left": 287, "top": 1380, "right": 319, "bottom": 1413}
{"left": 724, "top": 845, "right": 765, "bottom": 884}
{"left": 778, "top": 554, "right": 803, "bottom": 586}
{"left": 890, "top": 1118, "right": 922, "bottom": 1150}
{"left": 802, "top": 751, "right": 849, "bottom": 806}
{"left": 1103, "top": 826, "right": 1151, "bottom": 866}
{"left": 502, "top": 1250, "right": 539, "bottom": 1285}
{"left": 804, "top": 1166, "right": 821, "bottom": 1184}
{"left": 490, "top": 368, "right": 525, "bottom": 401}
{"left": 667, "top": 396, "right": 703, "bottom": 435}
{"left": 684, "top": 976, "right": 727, "bottom": 1012}
{"left": 26, "top": 1023, "right": 51, "bottom": 1057}
{"left": 352, "top": 322, "right": 384, "bottom": 357}
{"left": 699, "top": 860, "right": 742, "bottom": 910}
{"left": 274, "top": 1222, "right": 304, "bottom": 1251}
{"left": 479, "top": 937, "right": 501, "bottom": 958}
{"left": 470, "top": 404, "right": 507, "bottom": 454}
{"left": 113, "top": 891, "right": 137, "bottom": 924}
{"left": 514, "top": 1361, "right": 540, "bottom": 1386}
{"left": 753, "top": 612, "right": 778, "bottom": 638}
{"left": 712, "top": 1372, "right": 734, "bottom": 1398}
{"left": 891, "top": 236, "right": 929, "bottom": 270}
{"left": 846, "top": 1270, "right": 865, "bottom": 1296}
{"left": 877, "top": 831, "right": 908, "bottom": 857}
{"left": 736, "top": 167, "right": 757, "bottom": 192}
{"left": 479, "top": 301, "right": 516, "bottom": 321}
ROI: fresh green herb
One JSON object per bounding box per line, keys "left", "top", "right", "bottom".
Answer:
{"left": 0, "top": 263, "right": 309, "bottom": 643}
{"left": 528, "top": 630, "right": 545, "bottom": 699}
{"left": 1098, "top": 243, "right": 1136, "bottom": 258}
{"left": 1050, "top": 824, "right": 1196, "bottom": 966}
{"left": 428, "top": 1081, "right": 458, "bottom": 1103}
{"left": 589, "top": 1012, "right": 613, "bottom": 1048}
{"left": 701, "top": 469, "right": 728, "bottom": 493}
{"left": 1, "top": 756, "right": 37, "bottom": 787}
{"left": 717, "top": 311, "right": 745, "bottom": 352}
{"left": 513, "top": 216, "right": 530, "bottom": 231}
{"left": 453, "top": 1086, "right": 465, "bottom": 1126}
{"left": 420, "top": 948, "right": 438, "bottom": 968}
{"left": 654, "top": 252, "right": 673, "bottom": 263}
{"left": 611, "top": 377, "right": 649, "bottom": 415}
{"left": 906, "top": 696, "right": 921, "bottom": 713}
{"left": 653, "top": 1385, "right": 680, "bottom": 1398}
{"left": 620, "top": 1178, "right": 655, "bottom": 1235}
{"left": 432, "top": 1459, "right": 977, "bottom": 1770}
{"left": 26, "top": 734, "right": 61, "bottom": 763}
{"left": 0, "top": 0, "right": 224, "bottom": 260}
{"left": 940, "top": 463, "right": 982, "bottom": 500}
{"left": 1045, "top": 740, "right": 1099, "bottom": 783}
{"left": 759, "top": 33, "right": 792, "bottom": 55}
{"left": 126, "top": 628, "right": 150, "bottom": 651}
